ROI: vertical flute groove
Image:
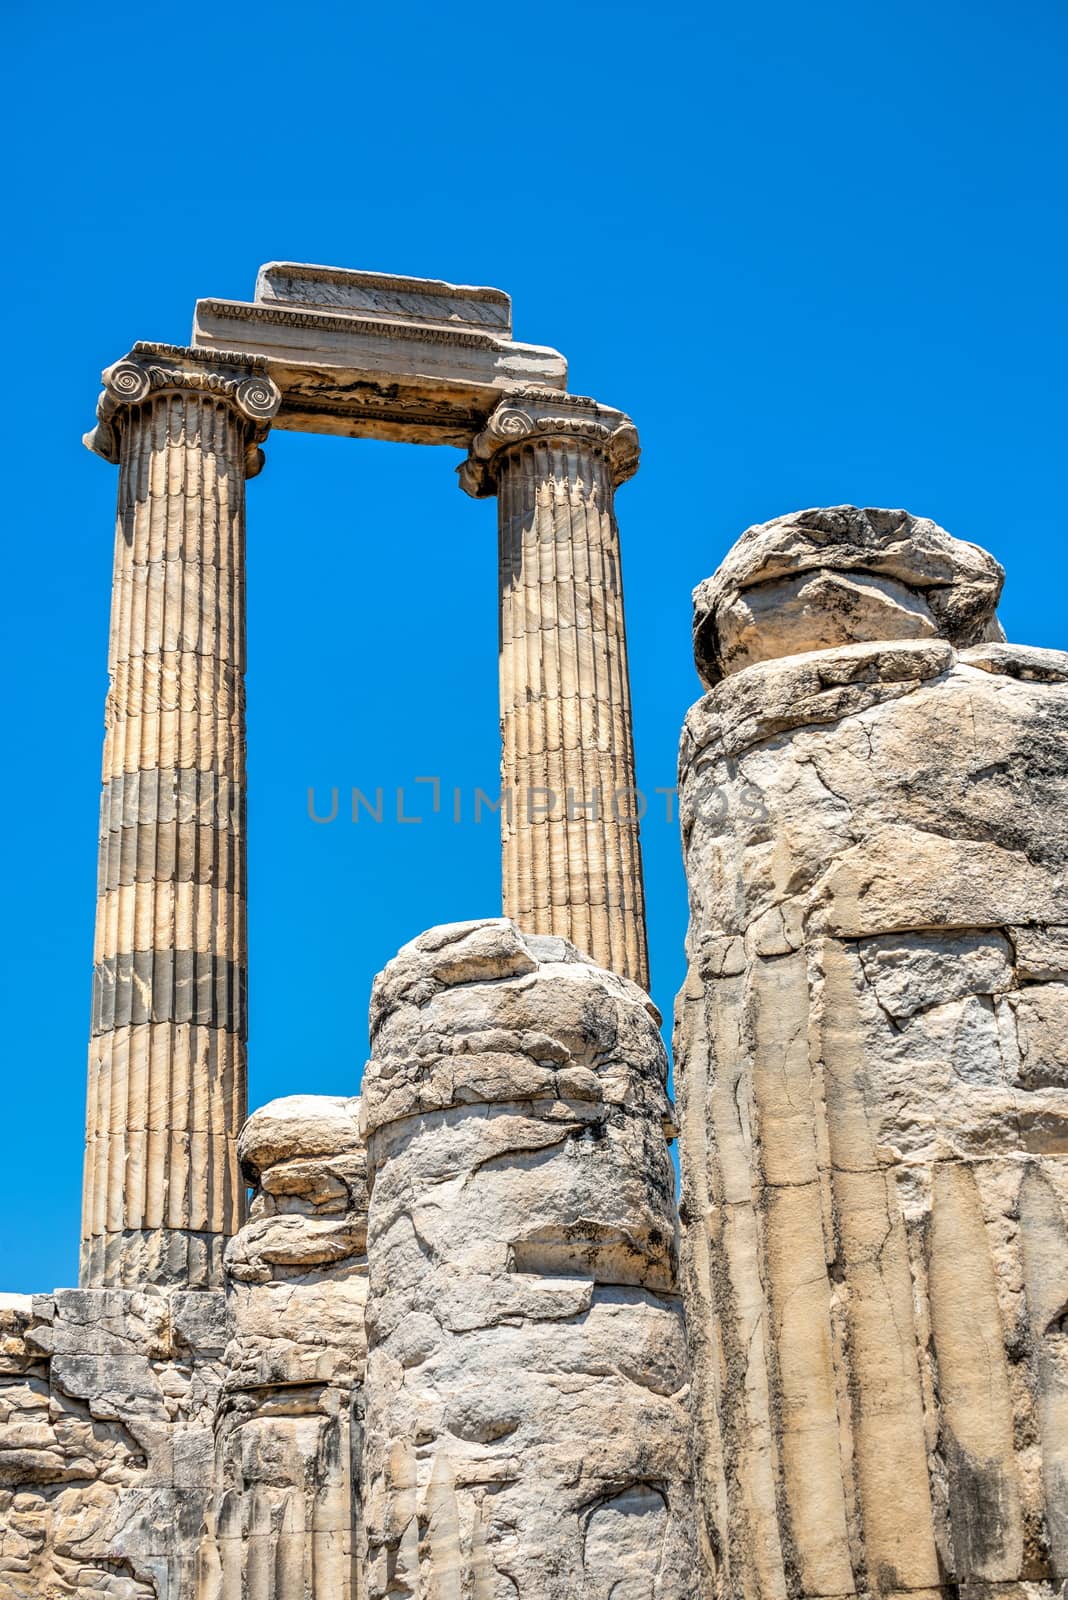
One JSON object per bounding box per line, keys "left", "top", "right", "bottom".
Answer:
{"left": 490, "top": 422, "right": 648, "bottom": 990}
{"left": 81, "top": 368, "right": 261, "bottom": 1289}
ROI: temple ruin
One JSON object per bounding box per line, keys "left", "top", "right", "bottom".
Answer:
{"left": 0, "top": 265, "right": 1065, "bottom": 1599}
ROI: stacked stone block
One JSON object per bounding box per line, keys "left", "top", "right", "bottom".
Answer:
{"left": 196, "top": 1094, "right": 368, "bottom": 1599}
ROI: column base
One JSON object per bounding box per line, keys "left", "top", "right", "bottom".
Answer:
{"left": 80, "top": 1226, "right": 229, "bottom": 1289}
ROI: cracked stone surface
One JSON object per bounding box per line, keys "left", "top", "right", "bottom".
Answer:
{"left": 675, "top": 506, "right": 1068, "bottom": 1597}
{"left": 6, "top": 486, "right": 1068, "bottom": 1600}
{"left": 691, "top": 504, "right": 1005, "bottom": 687}
{"left": 360, "top": 918, "right": 699, "bottom": 1598}
{"left": 1, "top": 932, "right": 697, "bottom": 1600}
{"left": 0, "top": 1095, "right": 368, "bottom": 1600}
{"left": 196, "top": 1094, "right": 368, "bottom": 1599}
{"left": 0, "top": 1287, "right": 226, "bottom": 1599}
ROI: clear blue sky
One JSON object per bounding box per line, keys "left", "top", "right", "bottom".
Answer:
{"left": 2, "top": 0, "right": 1065, "bottom": 1291}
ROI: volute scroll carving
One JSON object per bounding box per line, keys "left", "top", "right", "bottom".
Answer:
{"left": 84, "top": 340, "right": 282, "bottom": 475}
{"left": 459, "top": 386, "right": 640, "bottom": 497}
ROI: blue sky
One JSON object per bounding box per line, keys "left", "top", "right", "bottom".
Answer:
{"left": 2, "top": 0, "right": 1065, "bottom": 1291}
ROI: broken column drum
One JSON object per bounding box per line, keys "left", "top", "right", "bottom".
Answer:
{"left": 359, "top": 917, "right": 697, "bottom": 1599}
{"left": 674, "top": 506, "right": 1068, "bottom": 1598}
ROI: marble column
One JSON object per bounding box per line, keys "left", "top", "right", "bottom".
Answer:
{"left": 81, "top": 342, "right": 280, "bottom": 1289}
{"left": 460, "top": 390, "right": 649, "bottom": 990}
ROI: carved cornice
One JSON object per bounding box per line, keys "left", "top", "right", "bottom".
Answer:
{"left": 255, "top": 260, "right": 512, "bottom": 332}
{"left": 458, "top": 388, "right": 640, "bottom": 498}
{"left": 84, "top": 342, "right": 282, "bottom": 477}
{"left": 197, "top": 297, "right": 505, "bottom": 351}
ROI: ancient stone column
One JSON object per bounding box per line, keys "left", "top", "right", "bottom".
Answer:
{"left": 460, "top": 391, "right": 649, "bottom": 991}
{"left": 674, "top": 506, "right": 1068, "bottom": 1598}
{"left": 81, "top": 343, "right": 280, "bottom": 1290}
{"left": 360, "top": 918, "right": 697, "bottom": 1598}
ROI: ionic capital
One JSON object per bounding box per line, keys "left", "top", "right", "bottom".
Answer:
{"left": 84, "top": 342, "right": 282, "bottom": 478}
{"left": 458, "top": 388, "right": 640, "bottom": 498}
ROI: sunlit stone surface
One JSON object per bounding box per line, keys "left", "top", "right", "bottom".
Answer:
{"left": 1, "top": 248, "right": 1065, "bottom": 1598}
{"left": 675, "top": 506, "right": 1068, "bottom": 1597}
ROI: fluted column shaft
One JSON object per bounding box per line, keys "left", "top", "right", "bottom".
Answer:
{"left": 81, "top": 343, "right": 280, "bottom": 1288}
{"left": 461, "top": 391, "right": 649, "bottom": 990}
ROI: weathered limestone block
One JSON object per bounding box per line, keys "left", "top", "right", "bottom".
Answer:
{"left": 0, "top": 1288, "right": 226, "bottom": 1600}
{"left": 361, "top": 919, "right": 698, "bottom": 1598}
{"left": 196, "top": 1095, "right": 368, "bottom": 1600}
{"left": 675, "top": 506, "right": 1068, "bottom": 1597}
{"left": 691, "top": 504, "right": 1005, "bottom": 686}
{"left": 0, "top": 1100, "right": 366, "bottom": 1600}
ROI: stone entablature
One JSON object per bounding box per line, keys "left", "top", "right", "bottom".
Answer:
{"left": 254, "top": 262, "right": 513, "bottom": 332}
{"left": 192, "top": 262, "right": 566, "bottom": 446}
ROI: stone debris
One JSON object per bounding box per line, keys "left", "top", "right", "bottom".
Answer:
{"left": 0, "top": 1287, "right": 226, "bottom": 1599}
{"left": 1, "top": 932, "right": 695, "bottom": 1598}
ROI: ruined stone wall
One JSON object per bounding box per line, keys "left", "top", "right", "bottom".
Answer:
{"left": 360, "top": 919, "right": 698, "bottom": 1598}
{"left": 0, "top": 1093, "right": 367, "bottom": 1600}
{"left": 674, "top": 507, "right": 1068, "bottom": 1598}
{"left": 0, "top": 1288, "right": 226, "bottom": 1599}
{"left": 1, "top": 920, "right": 697, "bottom": 1600}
